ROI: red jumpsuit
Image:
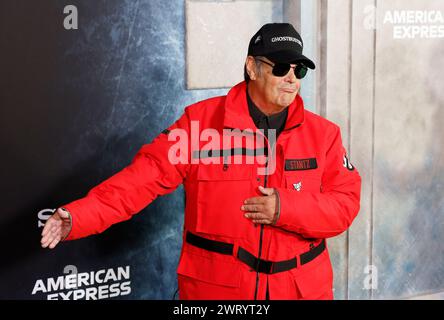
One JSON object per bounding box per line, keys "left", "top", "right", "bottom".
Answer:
{"left": 63, "top": 81, "right": 361, "bottom": 300}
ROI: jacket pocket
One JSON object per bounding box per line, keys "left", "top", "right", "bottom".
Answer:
{"left": 177, "top": 248, "right": 241, "bottom": 288}
{"left": 195, "top": 164, "right": 255, "bottom": 239}
{"left": 291, "top": 251, "right": 333, "bottom": 299}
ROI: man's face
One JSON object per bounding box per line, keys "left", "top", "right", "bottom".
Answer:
{"left": 247, "top": 56, "right": 301, "bottom": 110}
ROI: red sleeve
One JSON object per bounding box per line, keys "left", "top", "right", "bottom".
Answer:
{"left": 62, "top": 110, "right": 191, "bottom": 240}
{"left": 274, "top": 125, "right": 361, "bottom": 239}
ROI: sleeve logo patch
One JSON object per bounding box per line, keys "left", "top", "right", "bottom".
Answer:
{"left": 285, "top": 158, "right": 318, "bottom": 171}
{"left": 343, "top": 154, "right": 355, "bottom": 171}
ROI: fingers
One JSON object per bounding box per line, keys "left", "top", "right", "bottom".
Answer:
{"left": 41, "top": 234, "right": 55, "bottom": 248}
{"left": 41, "top": 221, "right": 62, "bottom": 248}
{"left": 41, "top": 209, "right": 63, "bottom": 237}
{"left": 244, "top": 212, "right": 265, "bottom": 220}
{"left": 252, "top": 219, "right": 271, "bottom": 225}
{"left": 41, "top": 232, "right": 61, "bottom": 248}
{"left": 41, "top": 236, "right": 53, "bottom": 248}
{"left": 243, "top": 189, "right": 275, "bottom": 205}
{"left": 243, "top": 196, "right": 266, "bottom": 205}
{"left": 241, "top": 204, "right": 264, "bottom": 212}
{"left": 245, "top": 212, "right": 272, "bottom": 225}
{"left": 41, "top": 218, "right": 58, "bottom": 238}
{"left": 242, "top": 188, "right": 277, "bottom": 225}
{"left": 41, "top": 217, "right": 55, "bottom": 237}
{"left": 41, "top": 225, "right": 50, "bottom": 238}
{"left": 258, "top": 186, "right": 275, "bottom": 196}
{"left": 41, "top": 228, "right": 58, "bottom": 247}
{"left": 41, "top": 208, "right": 72, "bottom": 249}
{"left": 48, "top": 237, "right": 61, "bottom": 249}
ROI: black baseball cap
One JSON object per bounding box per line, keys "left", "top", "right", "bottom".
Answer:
{"left": 248, "top": 23, "right": 315, "bottom": 69}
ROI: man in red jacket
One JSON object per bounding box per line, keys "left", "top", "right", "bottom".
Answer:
{"left": 41, "top": 23, "right": 361, "bottom": 300}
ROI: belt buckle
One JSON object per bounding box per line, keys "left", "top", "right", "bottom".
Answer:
{"left": 257, "top": 259, "right": 273, "bottom": 274}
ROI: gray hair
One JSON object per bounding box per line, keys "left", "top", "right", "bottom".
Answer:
{"left": 244, "top": 56, "right": 264, "bottom": 82}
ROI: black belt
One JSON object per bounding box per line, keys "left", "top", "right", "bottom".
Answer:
{"left": 186, "top": 231, "right": 326, "bottom": 275}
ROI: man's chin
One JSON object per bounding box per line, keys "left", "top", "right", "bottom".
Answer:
{"left": 278, "top": 95, "right": 297, "bottom": 107}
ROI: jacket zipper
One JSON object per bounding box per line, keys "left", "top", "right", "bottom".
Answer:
{"left": 254, "top": 175, "right": 267, "bottom": 300}
{"left": 254, "top": 137, "right": 271, "bottom": 300}
{"left": 223, "top": 126, "right": 275, "bottom": 300}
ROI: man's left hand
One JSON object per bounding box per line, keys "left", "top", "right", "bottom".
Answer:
{"left": 241, "top": 186, "right": 278, "bottom": 225}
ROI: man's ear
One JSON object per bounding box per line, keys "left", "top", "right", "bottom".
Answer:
{"left": 245, "top": 56, "right": 257, "bottom": 80}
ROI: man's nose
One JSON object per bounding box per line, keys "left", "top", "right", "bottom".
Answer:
{"left": 284, "top": 67, "right": 297, "bottom": 82}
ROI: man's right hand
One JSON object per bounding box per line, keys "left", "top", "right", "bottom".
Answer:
{"left": 41, "top": 207, "right": 72, "bottom": 249}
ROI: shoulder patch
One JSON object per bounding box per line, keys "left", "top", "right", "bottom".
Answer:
{"left": 343, "top": 154, "right": 354, "bottom": 171}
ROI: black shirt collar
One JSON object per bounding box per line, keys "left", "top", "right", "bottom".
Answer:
{"left": 246, "top": 87, "right": 288, "bottom": 138}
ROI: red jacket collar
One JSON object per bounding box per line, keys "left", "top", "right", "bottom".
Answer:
{"left": 223, "top": 81, "right": 305, "bottom": 131}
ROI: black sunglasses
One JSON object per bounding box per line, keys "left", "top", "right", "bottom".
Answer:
{"left": 255, "top": 58, "right": 308, "bottom": 79}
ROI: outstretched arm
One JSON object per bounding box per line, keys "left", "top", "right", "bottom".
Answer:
{"left": 41, "top": 109, "right": 191, "bottom": 248}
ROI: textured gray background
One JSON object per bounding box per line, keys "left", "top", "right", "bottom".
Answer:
{"left": 322, "top": 0, "right": 444, "bottom": 300}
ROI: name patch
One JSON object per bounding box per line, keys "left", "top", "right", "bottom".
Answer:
{"left": 285, "top": 158, "right": 318, "bottom": 171}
